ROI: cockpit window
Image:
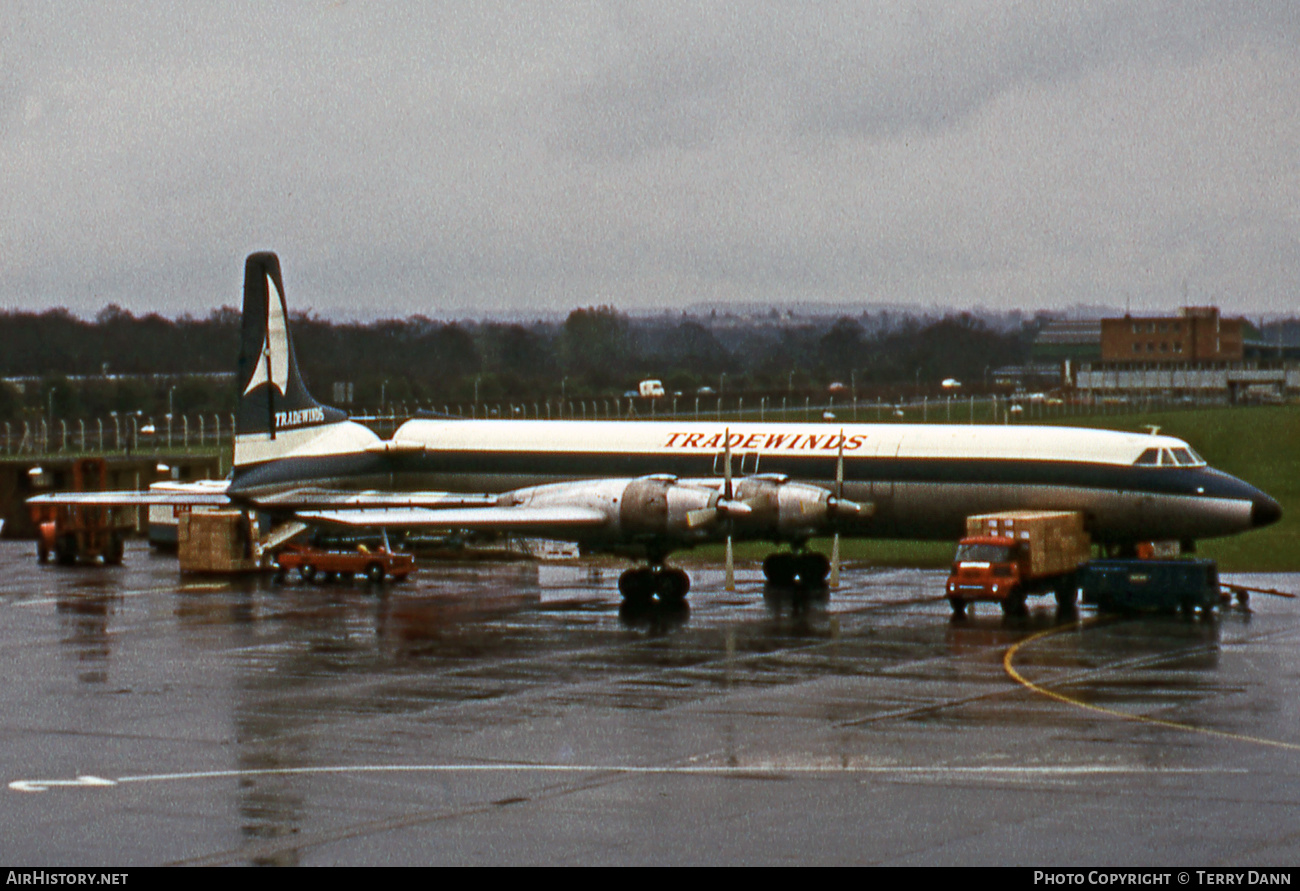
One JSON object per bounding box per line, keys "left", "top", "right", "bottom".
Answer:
{"left": 1134, "top": 446, "right": 1206, "bottom": 468}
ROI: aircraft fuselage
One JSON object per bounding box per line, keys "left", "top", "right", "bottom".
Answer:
{"left": 228, "top": 419, "right": 1280, "bottom": 546}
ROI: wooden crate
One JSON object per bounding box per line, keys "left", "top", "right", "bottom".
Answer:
{"left": 965, "top": 510, "right": 1090, "bottom": 578}
{"left": 178, "top": 510, "right": 262, "bottom": 573}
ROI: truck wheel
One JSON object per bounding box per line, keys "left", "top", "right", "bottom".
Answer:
{"left": 1054, "top": 585, "right": 1078, "bottom": 612}
{"left": 949, "top": 598, "right": 967, "bottom": 618}
{"left": 37, "top": 522, "right": 57, "bottom": 563}
{"left": 1001, "top": 594, "right": 1028, "bottom": 617}
{"left": 104, "top": 533, "right": 124, "bottom": 566}
{"left": 55, "top": 534, "right": 78, "bottom": 566}
{"left": 365, "top": 562, "right": 385, "bottom": 583}
{"left": 299, "top": 564, "right": 317, "bottom": 582}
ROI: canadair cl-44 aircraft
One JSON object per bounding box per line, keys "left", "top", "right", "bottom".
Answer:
{"left": 32, "top": 252, "right": 1282, "bottom": 604}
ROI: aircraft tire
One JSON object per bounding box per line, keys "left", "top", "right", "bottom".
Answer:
{"left": 619, "top": 569, "right": 654, "bottom": 605}
{"left": 762, "top": 554, "right": 796, "bottom": 586}
{"left": 656, "top": 568, "right": 690, "bottom": 603}
{"left": 794, "top": 553, "right": 830, "bottom": 587}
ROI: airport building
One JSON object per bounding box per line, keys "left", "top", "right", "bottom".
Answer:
{"left": 1039, "top": 308, "right": 1299, "bottom": 402}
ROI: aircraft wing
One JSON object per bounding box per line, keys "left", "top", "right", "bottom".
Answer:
{"left": 298, "top": 506, "right": 608, "bottom": 534}
{"left": 28, "top": 488, "right": 233, "bottom": 507}
{"left": 250, "top": 488, "right": 499, "bottom": 510}
{"left": 29, "top": 486, "right": 501, "bottom": 512}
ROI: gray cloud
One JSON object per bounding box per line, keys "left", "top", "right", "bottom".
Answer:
{"left": 0, "top": 1, "right": 1296, "bottom": 318}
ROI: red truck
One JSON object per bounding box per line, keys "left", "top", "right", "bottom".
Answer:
{"left": 945, "top": 511, "right": 1091, "bottom": 617}
{"left": 273, "top": 543, "right": 416, "bottom": 584}
{"left": 31, "top": 458, "right": 133, "bottom": 566}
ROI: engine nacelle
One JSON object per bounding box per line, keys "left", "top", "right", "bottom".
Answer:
{"left": 729, "top": 474, "right": 863, "bottom": 538}
{"left": 618, "top": 475, "right": 723, "bottom": 538}
{"left": 499, "top": 475, "right": 727, "bottom": 541}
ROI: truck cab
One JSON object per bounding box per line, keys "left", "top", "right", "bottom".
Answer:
{"left": 946, "top": 536, "right": 1024, "bottom": 615}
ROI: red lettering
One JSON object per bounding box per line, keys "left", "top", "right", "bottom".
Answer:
{"left": 743, "top": 433, "right": 764, "bottom": 450}
{"left": 845, "top": 434, "right": 866, "bottom": 451}
{"left": 822, "top": 434, "right": 843, "bottom": 450}
{"left": 803, "top": 435, "right": 823, "bottom": 449}
{"left": 764, "top": 433, "right": 791, "bottom": 449}
{"left": 664, "top": 432, "right": 685, "bottom": 447}
{"left": 727, "top": 433, "right": 745, "bottom": 448}
{"left": 682, "top": 433, "right": 704, "bottom": 448}
{"left": 701, "top": 434, "right": 723, "bottom": 449}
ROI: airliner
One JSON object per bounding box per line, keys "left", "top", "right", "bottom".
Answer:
{"left": 32, "top": 252, "right": 1282, "bottom": 604}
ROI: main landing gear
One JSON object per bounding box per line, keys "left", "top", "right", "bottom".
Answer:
{"left": 616, "top": 548, "right": 833, "bottom": 606}
{"left": 618, "top": 566, "right": 691, "bottom": 606}
{"left": 761, "top": 551, "right": 831, "bottom": 589}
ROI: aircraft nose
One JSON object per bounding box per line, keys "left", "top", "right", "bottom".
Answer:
{"left": 1252, "top": 493, "right": 1282, "bottom": 529}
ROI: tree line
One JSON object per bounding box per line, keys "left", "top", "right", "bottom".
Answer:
{"left": 3, "top": 301, "right": 1287, "bottom": 422}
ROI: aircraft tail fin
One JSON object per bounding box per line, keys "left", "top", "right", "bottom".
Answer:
{"left": 235, "top": 252, "right": 349, "bottom": 466}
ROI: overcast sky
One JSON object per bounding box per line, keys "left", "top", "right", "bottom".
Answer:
{"left": 1, "top": 2, "right": 1297, "bottom": 319}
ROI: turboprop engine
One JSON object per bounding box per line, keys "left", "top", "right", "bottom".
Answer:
{"left": 727, "top": 474, "right": 864, "bottom": 539}
{"left": 497, "top": 474, "right": 750, "bottom": 543}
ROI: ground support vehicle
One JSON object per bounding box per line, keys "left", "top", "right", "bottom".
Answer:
{"left": 273, "top": 543, "right": 415, "bottom": 584}
{"left": 946, "top": 511, "right": 1091, "bottom": 617}
{"left": 1079, "top": 559, "right": 1223, "bottom": 615}
{"left": 30, "top": 458, "right": 132, "bottom": 566}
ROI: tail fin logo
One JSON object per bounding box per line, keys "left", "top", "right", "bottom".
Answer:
{"left": 242, "top": 273, "right": 290, "bottom": 396}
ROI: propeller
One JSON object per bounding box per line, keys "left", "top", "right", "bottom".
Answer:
{"left": 685, "top": 496, "right": 751, "bottom": 529}
{"left": 829, "top": 430, "right": 844, "bottom": 589}
{"left": 724, "top": 427, "right": 735, "bottom": 591}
